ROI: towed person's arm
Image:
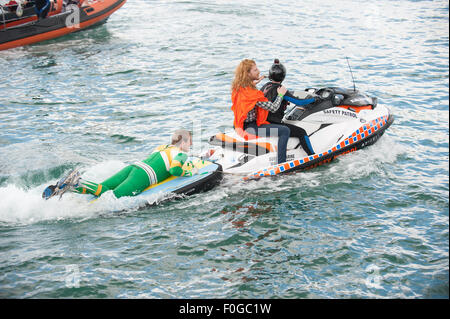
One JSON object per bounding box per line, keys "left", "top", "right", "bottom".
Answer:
{"left": 169, "top": 152, "right": 197, "bottom": 177}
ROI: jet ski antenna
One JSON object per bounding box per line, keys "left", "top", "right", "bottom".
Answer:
{"left": 346, "top": 57, "right": 357, "bottom": 92}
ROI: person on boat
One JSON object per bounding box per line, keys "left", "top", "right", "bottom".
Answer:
{"left": 34, "top": 0, "right": 51, "bottom": 19}
{"left": 231, "top": 59, "right": 290, "bottom": 164}
{"left": 65, "top": 0, "right": 83, "bottom": 6}
{"left": 43, "top": 129, "right": 198, "bottom": 200}
{"left": 260, "top": 59, "right": 316, "bottom": 156}
{"left": 2, "top": 0, "right": 18, "bottom": 12}
{"left": 1, "top": 0, "right": 31, "bottom": 15}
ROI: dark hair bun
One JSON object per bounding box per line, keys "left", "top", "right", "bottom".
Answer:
{"left": 274, "top": 59, "right": 280, "bottom": 64}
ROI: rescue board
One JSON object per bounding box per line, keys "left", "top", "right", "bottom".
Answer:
{"left": 139, "top": 158, "right": 222, "bottom": 198}
{"left": 88, "top": 158, "right": 223, "bottom": 204}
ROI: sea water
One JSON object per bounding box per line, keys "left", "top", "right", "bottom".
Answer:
{"left": 0, "top": 0, "right": 448, "bottom": 298}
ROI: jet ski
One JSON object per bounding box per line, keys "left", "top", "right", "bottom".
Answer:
{"left": 208, "top": 87, "right": 394, "bottom": 179}
{"left": 0, "top": 0, "right": 126, "bottom": 51}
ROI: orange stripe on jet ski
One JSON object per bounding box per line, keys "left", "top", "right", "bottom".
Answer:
{"left": 216, "top": 133, "right": 238, "bottom": 144}
{"left": 215, "top": 133, "right": 276, "bottom": 152}
{"left": 339, "top": 105, "right": 373, "bottom": 113}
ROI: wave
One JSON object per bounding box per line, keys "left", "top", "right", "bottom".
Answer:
{"left": 0, "top": 160, "right": 166, "bottom": 225}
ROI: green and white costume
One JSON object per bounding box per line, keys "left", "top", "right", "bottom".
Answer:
{"left": 74, "top": 145, "right": 194, "bottom": 198}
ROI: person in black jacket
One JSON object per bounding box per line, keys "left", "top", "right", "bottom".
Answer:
{"left": 34, "top": 0, "right": 51, "bottom": 19}
{"left": 260, "top": 59, "right": 316, "bottom": 156}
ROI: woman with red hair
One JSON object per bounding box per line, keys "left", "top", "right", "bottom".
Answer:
{"left": 231, "top": 59, "right": 290, "bottom": 164}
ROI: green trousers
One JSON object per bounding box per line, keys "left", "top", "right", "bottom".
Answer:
{"left": 74, "top": 146, "right": 189, "bottom": 199}
{"left": 75, "top": 165, "right": 152, "bottom": 198}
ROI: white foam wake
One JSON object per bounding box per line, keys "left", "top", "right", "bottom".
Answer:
{"left": 0, "top": 160, "right": 165, "bottom": 225}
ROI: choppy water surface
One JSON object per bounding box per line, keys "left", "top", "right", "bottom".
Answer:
{"left": 0, "top": 0, "right": 448, "bottom": 298}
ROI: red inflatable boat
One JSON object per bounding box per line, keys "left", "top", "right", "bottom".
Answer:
{"left": 0, "top": 0, "right": 126, "bottom": 51}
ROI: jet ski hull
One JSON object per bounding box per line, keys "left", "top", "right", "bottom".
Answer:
{"left": 246, "top": 112, "right": 393, "bottom": 179}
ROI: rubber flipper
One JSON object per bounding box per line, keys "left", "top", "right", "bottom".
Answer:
{"left": 42, "top": 184, "right": 56, "bottom": 200}
{"left": 42, "top": 169, "right": 81, "bottom": 200}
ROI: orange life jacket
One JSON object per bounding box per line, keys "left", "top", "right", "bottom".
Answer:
{"left": 231, "top": 87, "right": 269, "bottom": 140}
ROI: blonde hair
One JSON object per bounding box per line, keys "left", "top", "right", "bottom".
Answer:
{"left": 171, "top": 129, "right": 191, "bottom": 147}
{"left": 231, "top": 59, "right": 256, "bottom": 92}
